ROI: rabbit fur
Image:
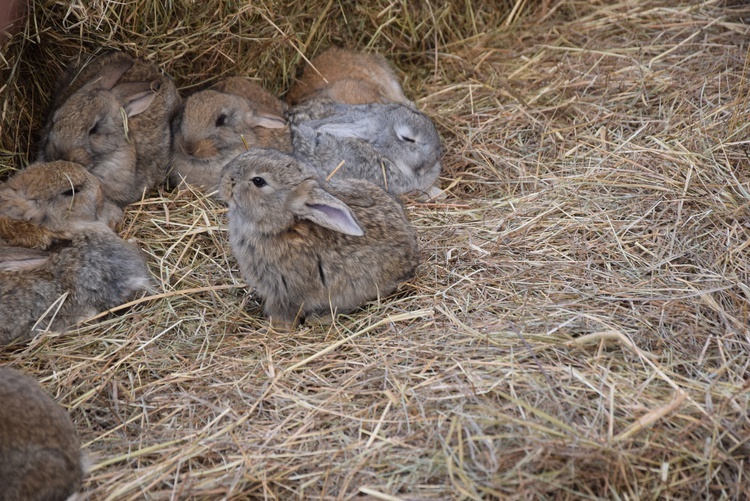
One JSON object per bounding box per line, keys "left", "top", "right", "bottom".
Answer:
{"left": 0, "top": 161, "right": 123, "bottom": 249}
{"left": 0, "top": 367, "right": 84, "bottom": 501}
{"left": 169, "top": 77, "right": 291, "bottom": 193}
{"left": 286, "top": 47, "right": 411, "bottom": 106}
{"left": 289, "top": 101, "right": 443, "bottom": 196}
{"left": 38, "top": 51, "right": 181, "bottom": 206}
{"left": 0, "top": 223, "right": 151, "bottom": 346}
{"left": 219, "top": 147, "right": 419, "bottom": 325}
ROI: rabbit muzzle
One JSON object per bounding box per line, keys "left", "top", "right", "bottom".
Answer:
{"left": 2, "top": 197, "right": 44, "bottom": 224}
{"left": 181, "top": 138, "right": 218, "bottom": 159}
{"left": 46, "top": 145, "right": 93, "bottom": 167}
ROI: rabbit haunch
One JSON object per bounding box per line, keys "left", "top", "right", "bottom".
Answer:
{"left": 0, "top": 367, "right": 84, "bottom": 501}
{"left": 38, "top": 51, "right": 181, "bottom": 206}
{"left": 285, "top": 47, "right": 411, "bottom": 106}
{"left": 0, "top": 161, "right": 123, "bottom": 249}
{"left": 170, "top": 77, "right": 291, "bottom": 193}
{"left": 289, "top": 101, "right": 443, "bottom": 196}
{"left": 0, "top": 225, "right": 151, "bottom": 346}
{"left": 220, "top": 148, "right": 419, "bottom": 325}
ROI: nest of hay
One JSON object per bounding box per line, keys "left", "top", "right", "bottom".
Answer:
{"left": 2, "top": 0, "right": 750, "bottom": 498}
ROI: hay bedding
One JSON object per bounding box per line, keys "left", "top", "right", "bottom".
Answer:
{"left": 1, "top": 0, "right": 750, "bottom": 498}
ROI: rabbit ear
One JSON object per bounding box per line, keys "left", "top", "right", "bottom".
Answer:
{"left": 295, "top": 186, "right": 364, "bottom": 236}
{"left": 0, "top": 247, "right": 51, "bottom": 272}
{"left": 317, "top": 119, "right": 377, "bottom": 140}
{"left": 0, "top": 257, "right": 49, "bottom": 272}
{"left": 95, "top": 59, "right": 135, "bottom": 90}
{"left": 245, "top": 110, "right": 287, "bottom": 129}
{"left": 123, "top": 90, "right": 157, "bottom": 117}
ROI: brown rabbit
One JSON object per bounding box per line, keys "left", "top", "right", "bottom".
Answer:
{"left": 0, "top": 367, "right": 84, "bottom": 501}
{"left": 170, "top": 77, "right": 291, "bottom": 193}
{"left": 285, "top": 47, "right": 411, "bottom": 106}
{"left": 38, "top": 51, "right": 181, "bottom": 206}
{"left": 0, "top": 222, "right": 151, "bottom": 346}
{"left": 0, "top": 161, "right": 123, "bottom": 249}
{"left": 219, "top": 147, "right": 419, "bottom": 326}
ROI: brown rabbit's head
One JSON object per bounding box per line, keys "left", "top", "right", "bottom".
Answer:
{"left": 170, "top": 79, "right": 290, "bottom": 191}
{"left": 174, "top": 89, "right": 286, "bottom": 158}
{"left": 0, "top": 161, "right": 123, "bottom": 234}
{"left": 219, "top": 147, "right": 363, "bottom": 237}
{"left": 40, "top": 59, "right": 159, "bottom": 202}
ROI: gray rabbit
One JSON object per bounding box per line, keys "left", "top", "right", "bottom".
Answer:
{"left": 0, "top": 223, "right": 151, "bottom": 346}
{"left": 219, "top": 147, "right": 419, "bottom": 327}
{"left": 289, "top": 101, "right": 443, "bottom": 196}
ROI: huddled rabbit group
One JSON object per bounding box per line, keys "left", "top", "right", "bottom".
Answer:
{"left": 0, "top": 47, "right": 443, "bottom": 497}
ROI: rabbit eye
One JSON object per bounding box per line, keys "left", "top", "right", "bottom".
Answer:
{"left": 89, "top": 121, "right": 100, "bottom": 136}
{"left": 395, "top": 125, "right": 416, "bottom": 143}
{"left": 61, "top": 186, "right": 80, "bottom": 197}
{"left": 251, "top": 177, "right": 267, "bottom": 188}
{"left": 216, "top": 113, "right": 228, "bottom": 127}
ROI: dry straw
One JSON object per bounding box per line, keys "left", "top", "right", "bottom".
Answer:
{"left": 2, "top": 0, "right": 750, "bottom": 498}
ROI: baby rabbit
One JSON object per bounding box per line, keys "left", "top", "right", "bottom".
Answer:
{"left": 0, "top": 161, "right": 123, "bottom": 249}
{"left": 219, "top": 147, "right": 419, "bottom": 326}
{"left": 38, "top": 51, "right": 181, "bottom": 206}
{"left": 170, "top": 77, "right": 290, "bottom": 193}
{"left": 0, "top": 367, "right": 84, "bottom": 501}
{"left": 0, "top": 222, "right": 151, "bottom": 346}
{"left": 285, "top": 47, "right": 411, "bottom": 106}
{"left": 289, "top": 101, "right": 443, "bottom": 196}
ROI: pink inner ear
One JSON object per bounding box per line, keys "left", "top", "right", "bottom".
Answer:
{"left": 307, "top": 203, "right": 364, "bottom": 236}
{"left": 249, "top": 111, "right": 287, "bottom": 129}
{"left": 124, "top": 90, "right": 157, "bottom": 117}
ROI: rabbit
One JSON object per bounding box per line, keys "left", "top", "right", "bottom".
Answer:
{"left": 219, "top": 147, "right": 419, "bottom": 326}
{"left": 288, "top": 101, "right": 443, "bottom": 196}
{"left": 0, "top": 222, "right": 151, "bottom": 346}
{"left": 0, "top": 367, "right": 84, "bottom": 501}
{"left": 38, "top": 51, "right": 181, "bottom": 206}
{"left": 285, "top": 47, "right": 411, "bottom": 106}
{"left": 0, "top": 160, "right": 123, "bottom": 249}
{"left": 169, "top": 77, "right": 291, "bottom": 193}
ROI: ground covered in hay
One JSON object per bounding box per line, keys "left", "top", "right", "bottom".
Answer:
{"left": 2, "top": 0, "right": 750, "bottom": 499}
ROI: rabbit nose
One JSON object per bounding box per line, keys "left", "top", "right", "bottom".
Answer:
{"left": 187, "top": 139, "right": 217, "bottom": 159}
{"left": 183, "top": 141, "right": 197, "bottom": 156}
{"left": 68, "top": 149, "right": 93, "bottom": 166}
{"left": 49, "top": 147, "right": 88, "bottom": 166}
{"left": 2, "top": 205, "right": 25, "bottom": 220}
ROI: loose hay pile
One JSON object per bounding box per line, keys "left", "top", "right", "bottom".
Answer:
{"left": 2, "top": 0, "right": 750, "bottom": 498}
